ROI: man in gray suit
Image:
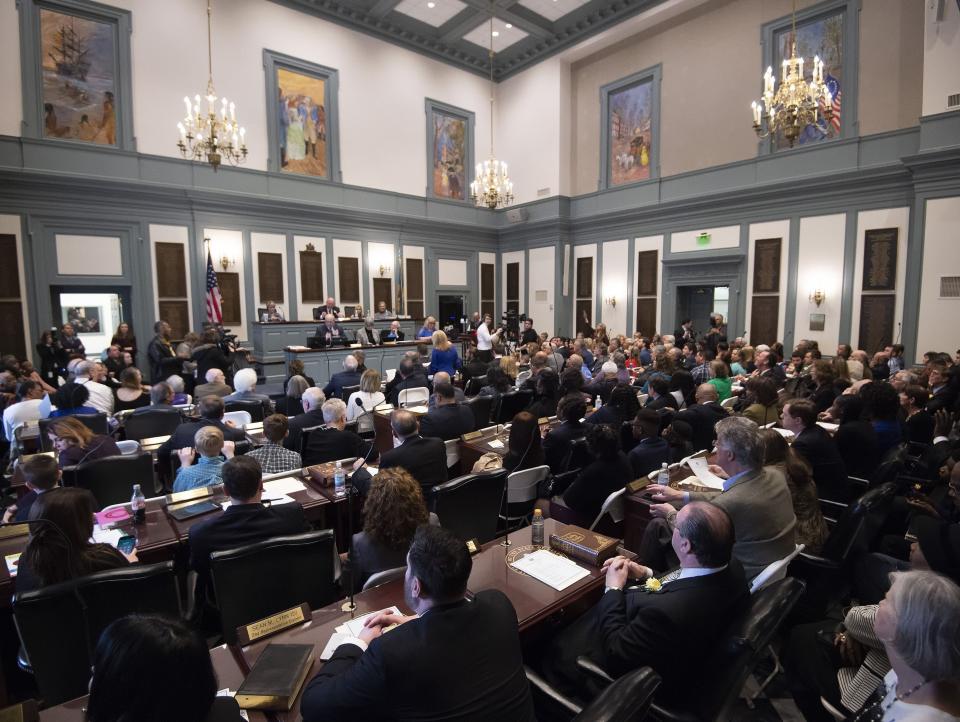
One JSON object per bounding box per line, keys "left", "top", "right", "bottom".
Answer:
{"left": 644, "top": 415, "right": 796, "bottom": 581}
{"left": 356, "top": 318, "right": 381, "bottom": 346}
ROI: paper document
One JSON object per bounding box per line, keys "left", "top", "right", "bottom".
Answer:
{"left": 686, "top": 457, "right": 727, "bottom": 491}
{"left": 5, "top": 553, "right": 21, "bottom": 577}
{"left": 772, "top": 427, "right": 795, "bottom": 440}
{"left": 817, "top": 421, "right": 839, "bottom": 434}
{"left": 335, "top": 606, "right": 403, "bottom": 638}
{"left": 510, "top": 549, "right": 590, "bottom": 591}
{"left": 216, "top": 690, "right": 249, "bottom": 721}
{"left": 263, "top": 477, "right": 307, "bottom": 496}
{"left": 91, "top": 527, "right": 125, "bottom": 548}
{"left": 405, "top": 405, "right": 429, "bottom": 414}
{"left": 487, "top": 439, "right": 505, "bottom": 449}
{"left": 320, "top": 632, "right": 353, "bottom": 660}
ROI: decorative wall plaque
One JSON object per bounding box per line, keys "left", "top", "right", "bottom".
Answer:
{"left": 858, "top": 294, "right": 896, "bottom": 353}
{"left": 753, "top": 238, "right": 782, "bottom": 293}
{"left": 862, "top": 228, "right": 898, "bottom": 291}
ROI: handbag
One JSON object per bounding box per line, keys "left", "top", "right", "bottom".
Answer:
{"left": 471, "top": 452, "right": 503, "bottom": 473}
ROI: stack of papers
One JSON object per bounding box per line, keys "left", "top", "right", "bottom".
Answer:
{"left": 91, "top": 527, "right": 125, "bottom": 548}
{"left": 510, "top": 549, "right": 590, "bottom": 591}
{"left": 263, "top": 478, "right": 307, "bottom": 496}
{"left": 817, "top": 421, "right": 839, "bottom": 434}
{"left": 405, "top": 405, "right": 429, "bottom": 414}
{"left": 320, "top": 607, "right": 404, "bottom": 660}
{"left": 773, "top": 427, "right": 795, "bottom": 440}
{"left": 685, "top": 457, "right": 726, "bottom": 491}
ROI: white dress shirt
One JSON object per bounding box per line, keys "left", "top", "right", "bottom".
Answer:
{"left": 3, "top": 399, "right": 43, "bottom": 442}
{"left": 476, "top": 322, "right": 494, "bottom": 351}
{"left": 75, "top": 377, "right": 114, "bottom": 415}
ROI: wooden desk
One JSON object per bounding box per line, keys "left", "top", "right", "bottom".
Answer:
{"left": 38, "top": 644, "right": 267, "bottom": 722}
{"left": 457, "top": 417, "right": 557, "bottom": 475}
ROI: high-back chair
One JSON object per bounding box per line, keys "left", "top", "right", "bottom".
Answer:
{"left": 62, "top": 451, "right": 155, "bottom": 509}
{"left": 430, "top": 470, "right": 508, "bottom": 545}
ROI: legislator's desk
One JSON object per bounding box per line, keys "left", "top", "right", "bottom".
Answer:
{"left": 457, "top": 416, "right": 562, "bottom": 475}
{"left": 235, "top": 520, "right": 604, "bottom": 722}
{"left": 38, "top": 644, "right": 267, "bottom": 722}
{"left": 371, "top": 405, "right": 430, "bottom": 456}
{"left": 282, "top": 340, "right": 431, "bottom": 392}
{"left": 252, "top": 319, "right": 422, "bottom": 383}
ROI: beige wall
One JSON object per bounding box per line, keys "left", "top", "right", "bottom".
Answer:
{"left": 570, "top": 0, "right": 924, "bottom": 195}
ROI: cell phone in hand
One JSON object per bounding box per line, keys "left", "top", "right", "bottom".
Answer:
{"left": 117, "top": 535, "right": 136, "bottom": 555}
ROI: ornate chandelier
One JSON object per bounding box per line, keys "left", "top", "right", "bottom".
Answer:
{"left": 750, "top": 3, "right": 834, "bottom": 148}
{"left": 176, "top": 0, "right": 247, "bottom": 170}
{"left": 470, "top": 5, "right": 513, "bottom": 209}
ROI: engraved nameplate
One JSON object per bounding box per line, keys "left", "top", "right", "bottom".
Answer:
{"left": 238, "top": 603, "right": 310, "bottom": 646}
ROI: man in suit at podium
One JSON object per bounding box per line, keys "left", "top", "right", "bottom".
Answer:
{"left": 300, "top": 525, "right": 535, "bottom": 721}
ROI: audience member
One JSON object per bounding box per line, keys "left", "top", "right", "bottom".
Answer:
{"left": 861, "top": 382, "right": 904, "bottom": 455}
{"left": 173, "top": 425, "right": 233, "bottom": 492}
{"left": 166, "top": 374, "right": 190, "bottom": 404}
{"left": 419, "top": 381, "right": 473, "bottom": 441}
{"left": 645, "top": 376, "right": 678, "bottom": 411}
{"left": 284, "top": 387, "right": 327, "bottom": 452}
{"left": 74, "top": 360, "right": 114, "bottom": 414}
{"left": 191, "top": 329, "right": 231, "bottom": 383}
{"left": 114, "top": 367, "right": 149, "bottom": 411}
{"left": 58, "top": 322, "right": 86, "bottom": 359}
{"left": 385, "top": 357, "right": 431, "bottom": 406}
{"left": 194, "top": 368, "right": 232, "bottom": 398}
{"left": 276, "top": 374, "right": 309, "bottom": 416}
{"left": 740, "top": 376, "right": 780, "bottom": 427}
{"left": 543, "top": 393, "right": 587, "bottom": 473}
{"left": 157, "top": 395, "right": 246, "bottom": 469}
{"left": 2, "top": 454, "right": 60, "bottom": 523}
{"left": 783, "top": 398, "right": 850, "bottom": 503}
{"left": 503, "top": 411, "right": 546, "bottom": 472}
{"left": 476, "top": 365, "right": 513, "bottom": 405}
{"left": 247, "top": 414, "right": 302, "bottom": 474}
{"left": 629, "top": 407, "right": 670, "bottom": 477}
{"left": 527, "top": 368, "right": 560, "bottom": 418}
{"left": 146, "top": 320, "right": 175, "bottom": 383}
{"left": 429, "top": 330, "right": 461, "bottom": 377}
{"left": 901, "top": 384, "right": 935, "bottom": 446}
{"left": 707, "top": 359, "right": 732, "bottom": 401}
{"left": 550, "top": 424, "right": 632, "bottom": 526}
{"left": 323, "top": 354, "right": 363, "bottom": 400}
{"left": 302, "top": 398, "right": 368, "bottom": 466}
{"left": 301, "top": 525, "right": 534, "bottom": 721}
{"left": 352, "top": 409, "right": 447, "bottom": 496}
{"left": 760, "top": 429, "right": 828, "bottom": 553}
{"left": 586, "top": 383, "right": 639, "bottom": 427}
{"left": 2, "top": 379, "right": 44, "bottom": 442}
{"left": 585, "top": 361, "right": 619, "bottom": 402}
{"left": 47, "top": 416, "right": 121, "bottom": 469}
{"left": 676, "top": 383, "right": 728, "bottom": 452}
{"left": 224, "top": 367, "right": 274, "bottom": 418}
{"left": 284, "top": 359, "right": 316, "bottom": 391}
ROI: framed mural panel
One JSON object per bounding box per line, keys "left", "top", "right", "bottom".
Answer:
{"left": 263, "top": 50, "right": 341, "bottom": 181}
{"left": 862, "top": 228, "right": 898, "bottom": 291}
{"left": 425, "top": 99, "right": 474, "bottom": 202}
{"left": 18, "top": 0, "right": 135, "bottom": 149}
{"left": 599, "top": 64, "right": 661, "bottom": 190}
{"left": 761, "top": 0, "right": 859, "bottom": 152}
{"left": 753, "top": 238, "right": 782, "bottom": 293}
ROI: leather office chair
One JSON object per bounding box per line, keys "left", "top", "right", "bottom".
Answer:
{"left": 525, "top": 665, "right": 661, "bottom": 722}
{"left": 62, "top": 451, "right": 155, "bottom": 509}
{"left": 430, "top": 469, "right": 508, "bottom": 545}
{"left": 467, "top": 395, "right": 494, "bottom": 431}
{"left": 210, "top": 530, "right": 340, "bottom": 644}
{"left": 362, "top": 565, "right": 406, "bottom": 591}
{"left": 561, "top": 437, "right": 592, "bottom": 474}
{"left": 494, "top": 390, "right": 532, "bottom": 424}
{"left": 340, "top": 384, "right": 360, "bottom": 402}
{"left": 224, "top": 399, "right": 267, "bottom": 423}
{"left": 123, "top": 407, "right": 183, "bottom": 441}
{"left": 39, "top": 413, "right": 109, "bottom": 451}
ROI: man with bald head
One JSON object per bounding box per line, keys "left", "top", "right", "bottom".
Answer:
{"left": 315, "top": 313, "right": 346, "bottom": 347}
{"left": 676, "top": 383, "right": 729, "bottom": 452}
{"left": 350, "top": 408, "right": 448, "bottom": 495}
{"left": 541, "top": 501, "right": 749, "bottom": 701}
{"left": 428, "top": 371, "right": 465, "bottom": 409}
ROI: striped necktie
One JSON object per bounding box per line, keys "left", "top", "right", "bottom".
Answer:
{"left": 658, "top": 568, "right": 683, "bottom": 586}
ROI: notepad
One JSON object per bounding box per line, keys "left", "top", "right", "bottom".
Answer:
{"left": 263, "top": 477, "right": 307, "bottom": 496}
{"left": 487, "top": 439, "right": 505, "bottom": 449}
{"left": 686, "top": 457, "right": 726, "bottom": 491}
{"left": 91, "top": 527, "right": 125, "bottom": 548}
{"left": 510, "top": 549, "right": 590, "bottom": 591}
{"left": 773, "top": 427, "right": 795, "bottom": 440}
{"left": 334, "top": 606, "right": 403, "bottom": 638}
{"left": 405, "top": 405, "right": 429, "bottom": 414}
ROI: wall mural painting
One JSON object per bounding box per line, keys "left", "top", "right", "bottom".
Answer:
{"left": 430, "top": 109, "right": 467, "bottom": 201}
{"left": 774, "top": 10, "right": 843, "bottom": 148}
{"left": 276, "top": 67, "right": 327, "bottom": 178}
{"left": 40, "top": 8, "right": 116, "bottom": 144}
{"left": 608, "top": 77, "right": 653, "bottom": 187}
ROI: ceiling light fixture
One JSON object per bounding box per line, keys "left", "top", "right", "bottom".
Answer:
{"left": 427, "top": 1, "right": 435, "bottom": 7}
{"left": 470, "top": 1, "right": 513, "bottom": 210}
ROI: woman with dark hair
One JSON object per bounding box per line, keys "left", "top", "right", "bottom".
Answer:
{"left": 551, "top": 424, "right": 632, "bottom": 526}
{"left": 114, "top": 367, "right": 150, "bottom": 411}
{"left": 669, "top": 368, "right": 696, "bottom": 408}
{"left": 761, "top": 429, "right": 828, "bottom": 553}
{"left": 741, "top": 376, "right": 780, "bottom": 426}
{"left": 346, "top": 468, "right": 431, "bottom": 590}
{"left": 558, "top": 367, "right": 585, "bottom": 398}
{"left": 504, "top": 411, "right": 545, "bottom": 473}
{"left": 860, "top": 382, "right": 903, "bottom": 455}
{"left": 809, "top": 359, "right": 838, "bottom": 414}
{"left": 477, "top": 365, "right": 513, "bottom": 404}
{"left": 36, "top": 329, "right": 67, "bottom": 388}
{"left": 663, "top": 418, "right": 694, "bottom": 464}
{"left": 109, "top": 321, "right": 138, "bottom": 364}
{"left": 639, "top": 351, "right": 675, "bottom": 393}
{"left": 283, "top": 359, "right": 316, "bottom": 391}
{"left": 47, "top": 381, "right": 98, "bottom": 418}
{"left": 47, "top": 416, "right": 121, "bottom": 469}
{"left": 586, "top": 384, "right": 640, "bottom": 427}
{"left": 833, "top": 394, "right": 880, "bottom": 479}
{"left": 86, "top": 615, "right": 243, "bottom": 722}
{"left": 528, "top": 369, "right": 560, "bottom": 418}
{"left": 16, "top": 487, "right": 132, "bottom": 593}
{"left": 900, "top": 384, "right": 934, "bottom": 446}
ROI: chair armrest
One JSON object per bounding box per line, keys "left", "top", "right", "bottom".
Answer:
{"left": 523, "top": 665, "right": 582, "bottom": 719}
{"left": 848, "top": 476, "right": 869, "bottom": 488}
{"left": 576, "top": 656, "right": 614, "bottom": 687}
{"left": 649, "top": 702, "right": 701, "bottom": 722}
{"left": 793, "top": 551, "right": 842, "bottom": 571}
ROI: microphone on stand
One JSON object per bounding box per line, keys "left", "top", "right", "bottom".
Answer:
{"left": 341, "top": 410, "right": 379, "bottom": 614}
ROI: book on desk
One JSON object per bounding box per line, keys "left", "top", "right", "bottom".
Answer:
{"left": 235, "top": 643, "right": 315, "bottom": 711}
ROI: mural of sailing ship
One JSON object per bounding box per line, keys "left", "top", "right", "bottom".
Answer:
{"left": 40, "top": 8, "right": 117, "bottom": 145}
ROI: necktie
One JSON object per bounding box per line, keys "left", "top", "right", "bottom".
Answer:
{"left": 658, "top": 568, "right": 683, "bottom": 586}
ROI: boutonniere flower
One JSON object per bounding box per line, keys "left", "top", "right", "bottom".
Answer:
{"left": 643, "top": 577, "right": 662, "bottom": 593}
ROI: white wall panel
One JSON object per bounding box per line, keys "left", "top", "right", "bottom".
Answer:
{"left": 916, "top": 197, "right": 960, "bottom": 364}
{"left": 527, "top": 245, "right": 555, "bottom": 337}
{"left": 56, "top": 235, "right": 123, "bottom": 276}
{"left": 793, "top": 214, "right": 846, "bottom": 351}
{"left": 600, "top": 239, "right": 628, "bottom": 336}
{"left": 437, "top": 258, "right": 467, "bottom": 287}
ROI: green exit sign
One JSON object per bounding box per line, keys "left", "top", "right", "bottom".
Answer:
{"left": 696, "top": 232, "right": 711, "bottom": 246}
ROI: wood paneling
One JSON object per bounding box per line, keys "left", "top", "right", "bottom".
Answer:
{"left": 635, "top": 298, "right": 657, "bottom": 337}
{"left": 158, "top": 300, "right": 190, "bottom": 340}
{"left": 407, "top": 301, "right": 425, "bottom": 319}
{"left": 636, "top": 251, "right": 657, "bottom": 296}
{"left": 257, "top": 252, "right": 284, "bottom": 303}
{"left": 406, "top": 258, "right": 424, "bottom": 304}
{"left": 373, "top": 278, "right": 392, "bottom": 311}
{"left": 858, "top": 294, "right": 896, "bottom": 353}
{"left": 750, "top": 296, "right": 780, "bottom": 347}
{"left": 753, "top": 238, "right": 782, "bottom": 293}
{"left": 0, "top": 303, "right": 26, "bottom": 360}
{"left": 155, "top": 243, "right": 187, "bottom": 298}
{"left": 480, "top": 302, "right": 495, "bottom": 319}
{"left": 337, "top": 256, "right": 360, "bottom": 304}
{"left": 481, "top": 263, "right": 494, "bottom": 302}
{"left": 218, "top": 272, "right": 242, "bottom": 325}
{"left": 506, "top": 262, "right": 520, "bottom": 303}
{"left": 0, "top": 235, "right": 26, "bottom": 359}
{"left": 863, "top": 228, "right": 898, "bottom": 291}
{"left": 300, "top": 251, "right": 324, "bottom": 303}
{"left": 576, "top": 257, "right": 593, "bottom": 298}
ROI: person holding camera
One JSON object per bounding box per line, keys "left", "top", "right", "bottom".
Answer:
{"left": 476, "top": 312, "right": 503, "bottom": 363}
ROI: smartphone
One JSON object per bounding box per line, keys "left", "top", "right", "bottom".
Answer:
{"left": 117, "top": 535, "right": 136, "bottom": 555}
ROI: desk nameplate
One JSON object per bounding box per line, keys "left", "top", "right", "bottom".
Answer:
{"left": 237, "top": 603, "right": 311, "bottom": 646}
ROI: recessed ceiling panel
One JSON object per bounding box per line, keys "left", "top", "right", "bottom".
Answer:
{"left": 462, "top": 18, "right": 529, "bottom": 53}
{"left": 394, "top": 0, "right": 468, "bottom": 27}
{"left": 516, "top": 0, "right": 591, "bottom": 23}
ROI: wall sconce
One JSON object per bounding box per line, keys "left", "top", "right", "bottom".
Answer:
{"left": 605, "top": 296, "right": 617, "bottom": 308}
{"left": 219, "top": 255, "right": 236, "bottom": 271}
{"left": 377, "top": 264, "right": 392, "bottom": 277}
{"left": 809, "top": 288, "right": 826, "bottom": 307}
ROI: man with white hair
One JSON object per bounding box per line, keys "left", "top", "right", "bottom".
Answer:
{"left": 284, "top": 387, "right": 326, "bottom": 452}
{"left": 323, "top": 354, "right": 363, "bottom": 400}
{"left": 224, "top": 368, "right": 274, "bottom": 417}
{"left": 316, "top": 313, "right": 346, "bottom": 347}
{"left": 586, "top": 360, "right": 619, "bottom": 403}
{"left": 73, "top": 360, "right": 114, "bottom": 414}
{"left": 194, "top": 368, "right": 232, "bottom": 398}
{"left": 301, "top": 398, "right": 368, "bottom": 465}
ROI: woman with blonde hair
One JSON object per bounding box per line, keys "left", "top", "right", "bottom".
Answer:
{"left": 428, "top": 330, "right": 461, "bottom": 377}
{"left": 47, "top": 416, "right": 121, "bottom": 468}
{"left": 499, "top": 355, "right": 519, "bottom": 383}
{"left": 346, "top": 369, "right": 385, "bottom": 433}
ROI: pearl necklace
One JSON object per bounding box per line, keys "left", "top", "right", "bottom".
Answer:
{"left": 855, "top": 678, "right": 930, "bottom": 721}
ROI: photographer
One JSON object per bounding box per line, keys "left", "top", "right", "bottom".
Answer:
{"left": 476, "top": 313, "right": 503, "bottom": 363}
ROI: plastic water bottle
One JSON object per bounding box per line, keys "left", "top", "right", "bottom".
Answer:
{"left": 131, "top": 484, "right": 146, "bottom": 523}
{"left": 657, "top": 462, "right": 670, "bottom": 486}
{"left": 595, "top": 396, "right": 603, "bottom": 410}
{"left": 334, "top": 460, "right": 346, "bottom": 497}
{"left": 531, "top": 508, "right": 545, "bottom": 547}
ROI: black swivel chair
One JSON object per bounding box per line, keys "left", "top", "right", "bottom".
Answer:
{"left": 210, "top": 530, "right": 340, "bottom": 644}
{"left": 38, "top": 413, "right": 109, "bottom": 451}
{"left": 562, "top": 437, "right": 592, "bottom": 474}
{"left": 495, "top": 390, "right": 533, "bottom": 424}
{"left": 62, "top": 451, "right": 155, "bottom": 508}
{"left": 340, "top": 384, "right": 360, "bottom": 402}
{"left": 526, "top": 665, "right": 661, "bottom": 722}
{"left": 224, "top": 399, "right": 267, "bottom": 423}
{"left": 430, "top": 469, "right": 507, "bottom": 545}
{"left": 467, "top": 395, "right": 494, "bottom": 431}
{"left": 123, "top": 407, "right": 183, "bottom": 441}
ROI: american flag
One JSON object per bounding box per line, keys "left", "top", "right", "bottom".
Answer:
{"left": 825, "top": 74, "right": 842, "bottom": 134}
{"left": 205, "top": 250, "right": 223, "bottom": 324}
